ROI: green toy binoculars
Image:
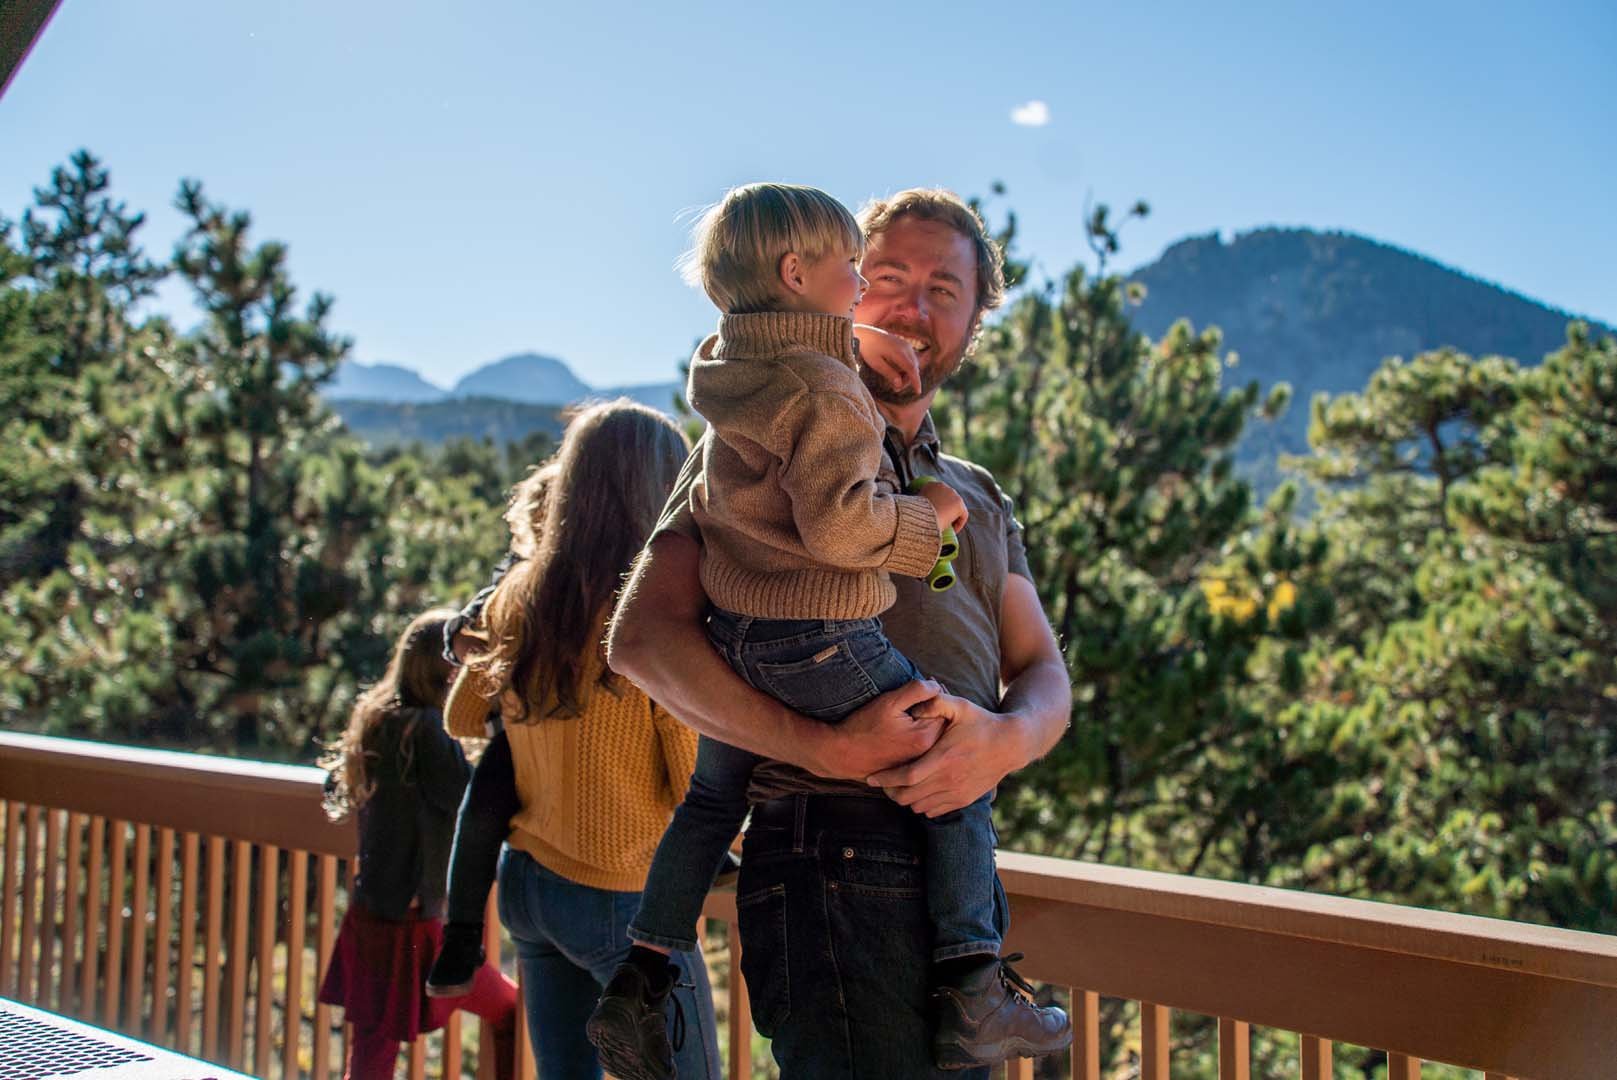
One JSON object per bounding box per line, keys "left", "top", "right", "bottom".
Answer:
{"left": 927, "top": 527, "right": 959, "bottom": 592}
{"left": 909, "top": 474, "right": 960, "bottom": 593}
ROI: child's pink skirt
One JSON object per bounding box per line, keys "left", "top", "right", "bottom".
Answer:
{"left": 318, "top": 902, "right": 454, "bottom": 1040}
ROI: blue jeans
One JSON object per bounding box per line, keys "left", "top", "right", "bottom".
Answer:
{"left": 496, "top": 848, "right": 721, "bottom": 1080}
{"left": 629, "top": 611, "right": 1001, "bottom": 962}
{"left": 738, "top": 794, "right": 1008, "bottom": 1078}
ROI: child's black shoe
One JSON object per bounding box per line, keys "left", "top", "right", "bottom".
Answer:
{"left": 586, "top": 947, "right": 681, "bottom": 1080}
{"left": 425, "top": 921, "right": 485, "bottom": 998}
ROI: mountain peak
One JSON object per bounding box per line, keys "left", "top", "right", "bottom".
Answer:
{"left": 451, "top": 353, "right": 591, "bottom": 404}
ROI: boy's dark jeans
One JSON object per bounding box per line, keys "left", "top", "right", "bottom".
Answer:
{"left": 737, "top": 794, "right": 1005, "bottom": 1078}
{"left": 445, "top": 728, "right": 519, "bottom": 926}
{"left": 628, "top": 611, "right": 1001, "bottom": 962}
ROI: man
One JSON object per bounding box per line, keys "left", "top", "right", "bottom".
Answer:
{"left": 608, "top": 189, "right": 1072, "bottom": 1078}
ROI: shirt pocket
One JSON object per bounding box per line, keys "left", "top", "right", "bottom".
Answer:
{"left": 959, "top": 505, "right": 1007, "bottom": 604}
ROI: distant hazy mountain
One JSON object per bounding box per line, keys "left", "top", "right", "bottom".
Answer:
{"left": 327, "top": 351, "right": 682, "bottom": 447}
{"left": 1127, "top": 228, "right": 1610, "bottom": 471}
{"left": 450, "top": 353, "right": 592, "bottom": 404}
{"left": 329, "top": 396, "right": 567, "bottom": 448}
{"left": 328, "top": 361, "right": 447, "bottom": 403}
{"left": 329, "top": 228, "right": 1609, "bottom": 461}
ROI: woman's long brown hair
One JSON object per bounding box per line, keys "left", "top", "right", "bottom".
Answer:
{"left": 320, "top": 607, "right": 457, "bottom": 819}
{"left": 472, "top": 400, "right": 690, "bottom": 721}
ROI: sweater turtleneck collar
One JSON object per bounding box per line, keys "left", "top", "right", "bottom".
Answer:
{"left": 711, "top": 311, "right": 858, "bottom": 369}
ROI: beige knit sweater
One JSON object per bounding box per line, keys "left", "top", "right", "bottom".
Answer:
{"left": 686, "top": 311, "right": 941, "bottom": 619}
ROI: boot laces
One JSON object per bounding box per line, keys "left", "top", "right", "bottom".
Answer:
{"left": 997, "top": 953, "right": 1038, "bottom": 1003}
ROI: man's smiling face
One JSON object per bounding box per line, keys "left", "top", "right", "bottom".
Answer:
{"left": 854, "top": 215, "right": 980, "bottom": 404}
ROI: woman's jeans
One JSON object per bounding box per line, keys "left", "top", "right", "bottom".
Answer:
{"left": 629, "top": 611, "right": 1001, "bottom": 963}
{"left": 496, "top": 846, "right": 721, "bottom": 1080}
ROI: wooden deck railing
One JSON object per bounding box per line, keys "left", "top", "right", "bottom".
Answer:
{"left": 1, "top": 731, "right": 1614, "bottom": 1079}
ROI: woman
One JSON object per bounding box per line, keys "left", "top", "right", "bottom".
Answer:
{"left": 461, "top": 400, "right": 721, "bottom": 1079}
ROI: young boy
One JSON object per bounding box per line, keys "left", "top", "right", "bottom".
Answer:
{"left": 586, "top": 183, "right": 1070, "bottom": 1079}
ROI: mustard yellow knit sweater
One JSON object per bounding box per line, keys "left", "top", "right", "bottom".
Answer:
{"left": 445, "top": 623, "right": 697, "bottom": 893}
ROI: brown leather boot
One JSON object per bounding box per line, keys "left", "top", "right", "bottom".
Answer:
{"left": 932, "top": 953, "right": 1073, "bottom": 1069}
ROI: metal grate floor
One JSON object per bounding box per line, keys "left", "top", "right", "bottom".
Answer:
{"left": 0, "top": 1008, "right": 154, "bottom": 1078}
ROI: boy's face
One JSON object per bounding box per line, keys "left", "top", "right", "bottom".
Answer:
{"left": 798, "top": 249, "right": 867, "bottom": 320}
{"left": 855, "top": 216, "right": 979, "bottom": 404}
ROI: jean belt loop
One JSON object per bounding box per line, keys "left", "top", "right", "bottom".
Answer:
{"left": 792, "top": 795, "right": 807, "bottom": 854}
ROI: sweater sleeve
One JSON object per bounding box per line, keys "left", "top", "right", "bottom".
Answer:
{"left": 413, "top": 715, "right": 472, "bottom": 815}
{"left": 650, "top": 700, "right": 698, "bottom": 803}
{"left": 776, "top": 391, "right": 941, "bottom": 578}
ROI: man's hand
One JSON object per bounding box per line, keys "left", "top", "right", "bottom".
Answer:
{"left": 816, "top": 679, "right": 945, "bottom": 780}
{"left": 866, "top": 691, "right": 1023, "bottom": 817}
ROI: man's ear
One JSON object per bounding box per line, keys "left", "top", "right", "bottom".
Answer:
{"left": 778, "top": 251, "right": 807, "bottom": 296}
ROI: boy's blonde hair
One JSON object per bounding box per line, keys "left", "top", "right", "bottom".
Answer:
{"left": 680, "top": 183, "right": 865, "bottom": 314}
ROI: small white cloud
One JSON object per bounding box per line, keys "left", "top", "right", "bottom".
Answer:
{"left": 1010, "top": 100, "right": 1050, "bottom": 127}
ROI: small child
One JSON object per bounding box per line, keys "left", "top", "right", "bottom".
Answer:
{"left": 586, "top": 183, "right": 1070, "bottom": 1078}
{"left": 317, "top": 609, "right": 517, "bottom": 1080}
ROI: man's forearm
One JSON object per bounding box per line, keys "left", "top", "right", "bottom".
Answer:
{"left": 997, "top": 655, "right": 1072, "bottom": 772}
{"left": 607, "top": 533, "right": 846, "bottom": 774}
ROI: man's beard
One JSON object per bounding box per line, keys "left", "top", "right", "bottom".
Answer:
{"left": 858, "top": 324, "right": 963, "bottom": 404}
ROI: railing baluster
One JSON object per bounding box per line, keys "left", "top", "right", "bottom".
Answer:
{"left": 62, "top": 811, "right": 83, "bottom": 1015}
{"left": 285, "top": 850, "right": 308, "bottom": 1080}
{"left": 477, "top": 893, "right": 499, "bottom": 1080}
{"left": 1005, "top": 1056, "right": 1034, "bottom": 1079}
{"left": 104, "top": 819, "right": 128, "bottom": 1027}
{"left": 728, "top": 921, "right": 751, "bottom": 1080}
{"left": 40, "top": 808, "right": 62, "bottom": 1010}
{"left": 1140, "top": 1002, "right": 1170, "bottom": 1080}
{"left": 1388, "top": 1052, "right": 1422, "bottom": 1079}
{"left": 255, "top": 843, "right": 278, "bottom": 1078}
{"left": 1218, "top": 1017, "right": 1250, "bottom": 1079}
{"left": 203, "top": 835, "right": 225, "bottom": 1060}
{"left": 19, "top": 804, "right": 41, "bottom": 1003}
{"left": 314, "top": 854, "right": 338, "bottom": 1080}
{"left": 228, "top": 838, "right": 252, "bottom": 1070}
{"left": 177, "top": 832, "right": 199, "bottom": 1055}
{"left": 1300, "top": 1034, "right": 1332, "bottom": 1079}
{"left": 81, "top": 815, "right": 104, "bottom": 1022}
{"left": 0, "top": 800, "right": 21, "bottom": 997}
{"left": 152, "top": 829, "right": 176, "bottom": 1043}
{"left": 127, "top": 824, "right": 151, "bottom": 1035}
{"left": 1070, "top": 988, "right": 1100, "bottom": 1080}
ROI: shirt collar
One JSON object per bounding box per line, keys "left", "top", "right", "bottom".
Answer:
{"left": 885, "top": 412, "right": 941, "bottom": 458}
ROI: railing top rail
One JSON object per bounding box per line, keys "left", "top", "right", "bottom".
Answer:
{"left": 0, "top": 731, "right": 322, "bottom": 787}
{"left": 1003, "top": 850, "right": 1617, "bottom": 989}
{"left": 0, "top": 732, "right": 353, "bottom": 856}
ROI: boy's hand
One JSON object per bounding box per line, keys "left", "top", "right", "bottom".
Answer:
{"left": 917, "top": 480, "right": 969, "bottom": 534}
{"left": 853, "top": 323, "right": 922, "bottom": 393}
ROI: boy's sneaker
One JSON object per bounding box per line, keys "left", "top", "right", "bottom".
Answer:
{"left": 931, "top": 953, "right": 1073, "bottom": 1070}
{"left": 425, "top": 922, "right": 485, "bottom": 998}
{"left": 586, "top": 957, "right": 682, "bottom": 1080}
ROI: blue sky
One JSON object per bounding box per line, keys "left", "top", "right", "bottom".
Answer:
{"left": 3, "top": 0, "right": 1613, "bottom": 389}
